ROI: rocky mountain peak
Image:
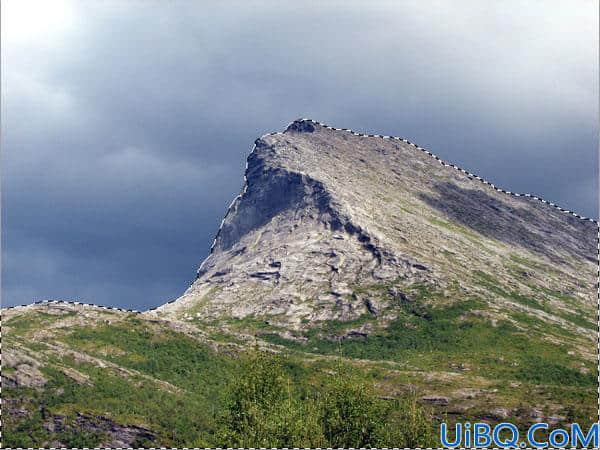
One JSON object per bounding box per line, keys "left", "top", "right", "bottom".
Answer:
{"left": 155, "top": 120, "right": 596, "bottom": 338}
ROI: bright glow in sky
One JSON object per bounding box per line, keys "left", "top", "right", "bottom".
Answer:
{"left": 1, "top": 0, "right": 75, "bottom": 43}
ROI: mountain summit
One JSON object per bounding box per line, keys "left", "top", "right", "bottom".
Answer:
{"left": 157, "top": 119, "right": 596, "bottom": 342}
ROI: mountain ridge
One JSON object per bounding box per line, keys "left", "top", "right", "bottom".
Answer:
{"left": 153, "top": 119, "right": 596, "bottom": 344}
{"left": 196, "top": 117, "right": 598, "bottom": 282}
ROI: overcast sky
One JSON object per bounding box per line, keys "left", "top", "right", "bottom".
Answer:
{"left": 2, "top": 1, "right": 598, "bottom": 310}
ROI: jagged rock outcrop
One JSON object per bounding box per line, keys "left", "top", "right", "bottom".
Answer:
{"left": 2, "top": 348, "right": 47, "bottom": 388}
{"left": 155, "top": 119, "right": 597, "bottom": 334}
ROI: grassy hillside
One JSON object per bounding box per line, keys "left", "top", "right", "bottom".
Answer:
{"left": 3, "top": 302, "right": 597, "bottom": 448}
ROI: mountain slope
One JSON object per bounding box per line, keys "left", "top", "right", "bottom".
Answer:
{"left": 155, "top": 118, "right": 596, "bottom": 345}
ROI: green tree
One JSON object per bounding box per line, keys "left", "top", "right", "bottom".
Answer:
{"left": 216, "top": 350, "right": 436, "bottom": 448}
{"left": 385, "top": 394, "right": 436, "bottom": 447}
{"left": 215, "top": 350, "right": 323, "bottom": 447}
{"left": 320, "top": 364, "right": 387, "bottom": 447}
{"left": 319, "top": 363, "right": 435, "bottom": 447}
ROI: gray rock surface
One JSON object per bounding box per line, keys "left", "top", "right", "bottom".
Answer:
{"left": 2, "top": 348, "right": 47, "bottom": 387}
{"left": 154, "top": 119, "right": 597, "bottom": 335}
{"left": 43, "top": 413, "right": 155, "bottom": 447}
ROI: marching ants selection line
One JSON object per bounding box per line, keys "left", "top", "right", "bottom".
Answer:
{"left": 295, "top": 119, "right": 596, "bottom": 223}
{"left": 3, "top": 299, "right": 142, "bottom": 314}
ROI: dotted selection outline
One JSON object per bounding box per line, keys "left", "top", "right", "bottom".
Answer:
{"left": 1, "top": 118, "right": 599, "bottom": 450}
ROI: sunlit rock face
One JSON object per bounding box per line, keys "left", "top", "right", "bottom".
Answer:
{"left": 156, "top": 119, "right": 597, "bottom": 337}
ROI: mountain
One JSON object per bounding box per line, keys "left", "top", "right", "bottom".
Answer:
{"left": 155, "top": 118, "right": 596, "bottom": 338}
{"left": 3, "top": 119, "right": 598, "bottom": 447}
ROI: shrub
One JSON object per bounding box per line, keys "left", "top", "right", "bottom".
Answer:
{"left": 216, "top": 350, "right": 436, "bottom": 448}
{"left": 216, "top": 350, "right": 323, "bottom": 447}
{"left": 320, "top": 364, "right": 389, "bottom": 447}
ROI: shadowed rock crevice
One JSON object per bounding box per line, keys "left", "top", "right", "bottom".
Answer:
{"left": 214, "top": 139, "right": 384, "bottom": 261}
{"left": 215, "top": 168, "right": 342, "bottom": 252}
{"left": 419, "top": 182, "right": 596, "bottom": 263}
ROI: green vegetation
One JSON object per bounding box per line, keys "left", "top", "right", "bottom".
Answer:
{"left": 473, "top": 270, "right": 596, "bottom": 330}
{"left": 4, "top": 310, "right": 77, "bottom": 331}
{"left": 4, "top": 317, "right": 236, "bottom": 447}
{"left": 264, "top": 297, "right": 596, "bottom": 388}
{"left": 4, "top": 274, "right": 596, "bottom": 448}
{"left": 426, "top": 216, "right": 490, "bottom": 247}
{"left": 4, "top": 361, "right": 222, "bottom": 447}
{"left": 216, "top": 351, "right": 435, "bottom": 448}
{"left": 63, "top": 317, "right": 231, "bottom": 392}
{"left": 509, "top": 254, "right": 560, "bottom": 275}
{"left": 4, "top": 338, "right": 436, "bottom": 447}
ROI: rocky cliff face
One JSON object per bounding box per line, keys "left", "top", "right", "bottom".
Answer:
{"left": 155, "top": 119, "right": 597, "bottom": 344}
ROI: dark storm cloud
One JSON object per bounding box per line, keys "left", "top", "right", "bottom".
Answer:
{"left": 2, "top": 1, "right": 597, "bottom": 309}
